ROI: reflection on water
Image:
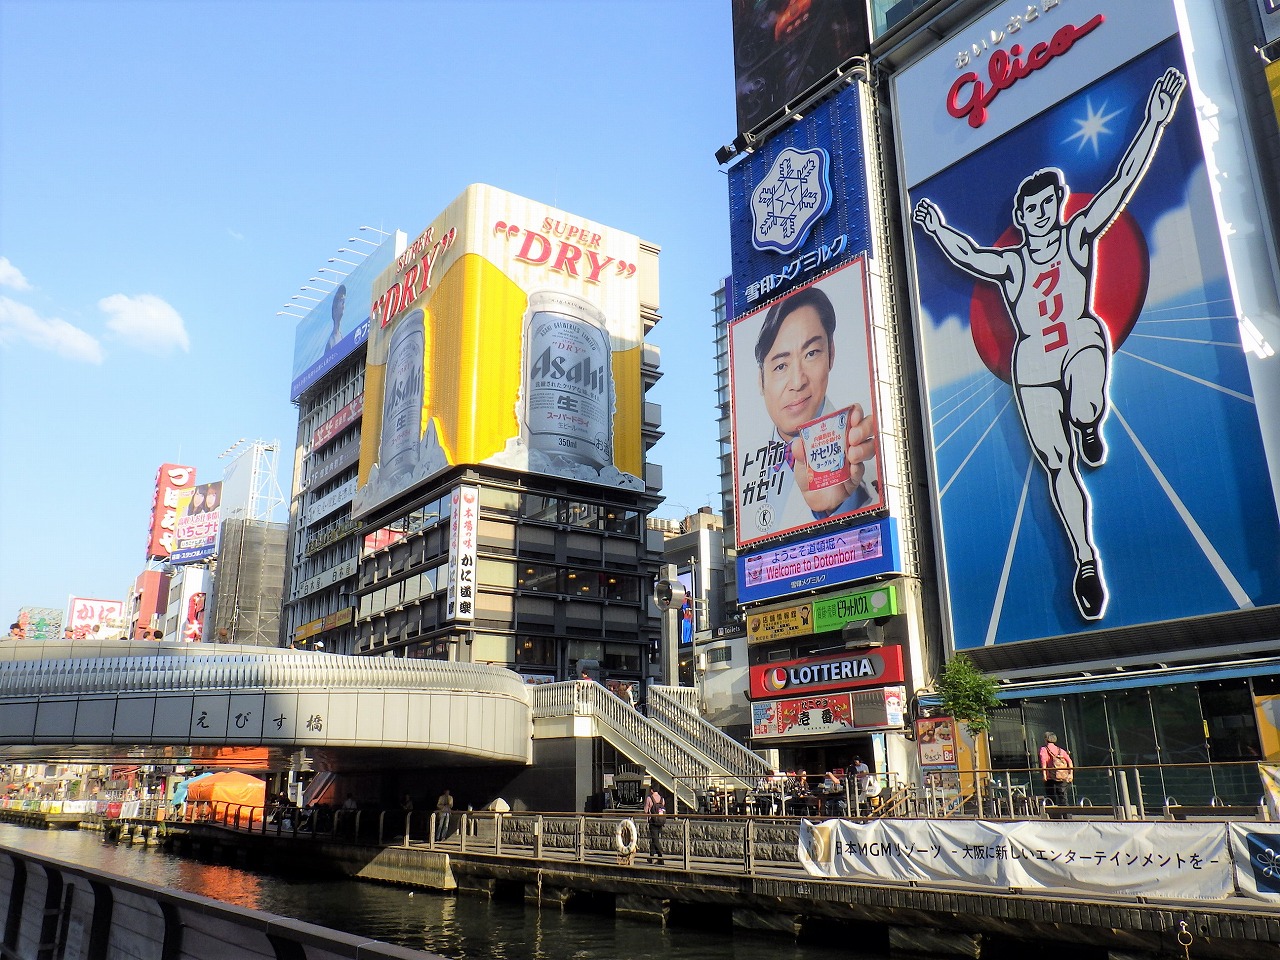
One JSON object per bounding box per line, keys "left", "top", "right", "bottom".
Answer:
{"left": 0, "top": 824, "right": 858, "bottom": 960}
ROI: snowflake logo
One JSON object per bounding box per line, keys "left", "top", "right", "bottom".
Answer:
{"left": 750, "top": 147, "right": 832, "bottom": 255}
{"left": 1257, "top": 845, "right": 1280, "bottom": 880}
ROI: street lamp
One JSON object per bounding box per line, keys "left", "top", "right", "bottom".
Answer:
{"left": 347, "top": 236, "right": 379, "bottom": 246}
{"left": 299, "top": 286, "right": 331, "bottom": 295}
{"left": 317, "top": 267, "right": 348, "bottom": 277}
{"left": 291, "top": 294, "right": 321, "bottom": 302}
{"left": 309, "top": 276, "right": 339, "bottom": 285}
{"left": 359, "top": 225, "right": 391, "bottom": 236}
{"left": 336, "top": 248, "right": 367, "bottom": 258}
{"left": 328, "top": 257, "right": 358, "bottom": 266}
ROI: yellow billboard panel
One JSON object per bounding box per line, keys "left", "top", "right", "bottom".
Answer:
{"left": 746, "top": 602, "right": 814, "bottom": 644}
{"left": 1270, "top": 60, "right": 1280, "bottom": 134}
{"left": 355, "top": 185, "right": 645, "bottom": 517}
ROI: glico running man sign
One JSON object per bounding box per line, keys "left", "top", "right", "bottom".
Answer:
{"left": 896, "top": 0, "right": 1280, "bottom": 651}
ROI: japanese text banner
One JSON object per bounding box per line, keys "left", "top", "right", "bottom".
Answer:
{"left": 799, "top": 819, "right": 1232, "bottom": 900}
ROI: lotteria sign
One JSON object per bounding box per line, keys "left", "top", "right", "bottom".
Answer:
{"left": 749, "top": 645, "right": 905, "bottom": 700}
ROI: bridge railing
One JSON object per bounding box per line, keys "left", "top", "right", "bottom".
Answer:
{"left": 0, "top": 639, "right": 531, "bottom": 700}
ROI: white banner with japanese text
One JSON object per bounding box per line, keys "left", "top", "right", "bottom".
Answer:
{"left": 799, "top": 818, "right": 1232, "bottom": 900}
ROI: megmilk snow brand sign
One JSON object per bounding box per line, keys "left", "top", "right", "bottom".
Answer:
{"left": 727, "top": 81, "right": 871, "bottom": 320}
{"left": 898, "top": 0, "right": 1280, "bottom": 650}
{"left": 728, "top": 258, "right": 883, "bottom": 547}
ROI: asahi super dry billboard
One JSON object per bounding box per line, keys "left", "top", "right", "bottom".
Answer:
{"left": 353, "top": 185, "right": 645, "bottom": 517}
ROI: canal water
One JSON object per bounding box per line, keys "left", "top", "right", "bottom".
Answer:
{"left": 0, "top": 824, "right": 862, "bottom": 960}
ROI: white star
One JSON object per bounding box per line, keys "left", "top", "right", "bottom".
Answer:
{"left": 1064, "top": 97, "right": 1124, "bottom": 156}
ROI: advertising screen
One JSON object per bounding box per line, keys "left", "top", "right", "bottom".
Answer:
{"left": 353, "top": 184, "right": 645, "bottom": 518}
{"left": 730, "top": 0, "right": 868, "bottom": 137}
{"left": 171, "top": 481, "right": 221, "bottom": 565}
{"left": 726, "top": 80, "right": 871, "bottom": 321}
{"left": 729, "top": 258, "right": 882, "bottom": 548}
{"left": 738, "top": 517, "right": 902, "bottom": 605}
{"left": 290, "top": 237, "right": 398, "bottom": 401}
{"left": 898, "top": 0, "right": 1280, "bottom": 650}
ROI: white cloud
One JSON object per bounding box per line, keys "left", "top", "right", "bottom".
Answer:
{"left": 98, "top": 293, "right": 190, "bottom": 352}
{"left": 1146, "top": 167, "right": 1228, "bottom": 306}
{"left": 0, "top": 257, "right": 32, "bottom": 292}
{"left": 919, "top": 305, "right": 991, "bottom": 390}
{"left": 227, "top": 228, "right": 244, "bottom": 241}
{"left": 0, "top": 296, "right": 103, "bottom": 364}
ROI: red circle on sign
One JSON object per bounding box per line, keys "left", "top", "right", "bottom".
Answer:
{"left": 969, "top": 196, "right": 1149, "bottom": 383}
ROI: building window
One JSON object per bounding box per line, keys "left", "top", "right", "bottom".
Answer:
{"left": 514, "top": 635, "right": 555, "bottom": 666}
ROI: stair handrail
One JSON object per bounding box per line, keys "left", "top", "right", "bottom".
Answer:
{"left": 645, "top": 684, "right": 773, "bottom": 783}
{"left": 532, "top": 681, "right": 708, "bottom": 805}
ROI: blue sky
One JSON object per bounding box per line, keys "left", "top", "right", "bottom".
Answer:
{"left": 0, "top": 0, "right": 733, "bottom": 620}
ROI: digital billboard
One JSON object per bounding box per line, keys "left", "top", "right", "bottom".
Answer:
{"left": 291, "top": 237, "right": 398, "bottom": 401}
{"left": 144, "top": 463, "right": 196, "bottom": 561}
{"left": 726, "top": 80, "right": 871, "bottom": 320}
{"left": 737, "top": 517, "right": 903, "bottom": 605}
{"left": 898, "top": 0, "right": 1280, "bottom": 651}
{"left": 171, "top": 481, "right": 222, "bottom": 565}
{"left": 730, "top": 0, "right": 868, "bottom": 137}
{"left": 729, "top": 258, "right": 882, "bottom": 547}
{"left": 353, "top": 184, "right": 645, "bottom": 518}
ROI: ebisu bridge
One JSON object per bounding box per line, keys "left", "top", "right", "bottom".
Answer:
{"left": 0, "top": 640, "right": 768, "bottom": 810}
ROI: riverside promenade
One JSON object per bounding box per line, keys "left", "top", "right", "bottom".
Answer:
{"left": 142, "top": 808, "right": 1280, "bottom": 960}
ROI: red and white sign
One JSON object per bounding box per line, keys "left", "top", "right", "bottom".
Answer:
{"left": 145, "top": 463, "right": 196, "bottom": 560}
{"left": 893, "top": 0, "right": 1179, "bottom": 188}
{"left": 66, "top": 597, "right": 124, "bottom": 639}
{"left": 447, "top": 484, "right": 478, "bottom": 622}
{"left": 312, "top": 394, "right": 364, "bottom": 449}
{"left": 749, "top": 646, "right": 904, "bottom": 700}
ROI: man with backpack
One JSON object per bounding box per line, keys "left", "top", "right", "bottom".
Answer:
{"left": 1040, "top": 731, "right": 1074, "bottom": 805}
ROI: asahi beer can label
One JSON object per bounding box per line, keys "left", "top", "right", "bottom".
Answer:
{"left": 523, "top": 291, "right": 613, "bottom": 469}
{"left": 379, "top": 309, "right": 425, "bottom": 483}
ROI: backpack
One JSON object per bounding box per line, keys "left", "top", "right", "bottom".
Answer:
{"left": 1047, "top": 745, "right": 1074, "bottom": 783}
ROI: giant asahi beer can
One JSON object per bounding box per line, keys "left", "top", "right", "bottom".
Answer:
{"left": 378, "top": 309, "right": 425, "bottom": 484}
{"left": 523, "top": 291, "right": 614, "bottom": 469}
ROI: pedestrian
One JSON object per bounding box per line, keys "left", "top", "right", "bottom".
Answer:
{"left": 621, "top": 682, "right": 638, "bottom": 709}
{"left": 5, "top": 623, "right": 23, "bottom": 641}
{"left": 643, "top": 785, "right": 666, "bottom": 865}
{"left": 579, "top": 667, "right": 592, "bottom": 682}
{"left": 1039, "top": 732, "right": 1074, "bottom": 805}
{"left": 435, "top": 788, "right": 454, "bottom": 841}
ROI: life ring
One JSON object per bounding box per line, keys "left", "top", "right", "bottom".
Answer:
{"left": 614, "top": 818, "right": 638, "bottom": 856}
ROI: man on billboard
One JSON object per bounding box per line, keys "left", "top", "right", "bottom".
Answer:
{"left": 912, "top": 67, "right": 1185, "bottom": 621}
{"left": 741, "top": 280, "right": 877, "bottom": 539}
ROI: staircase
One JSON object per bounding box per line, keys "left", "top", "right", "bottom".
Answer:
{"left": 531, "top": 681, "right": 774, "bottom": 811}
{"left": 645, "top": 685, "right": 772, "bottom": 788}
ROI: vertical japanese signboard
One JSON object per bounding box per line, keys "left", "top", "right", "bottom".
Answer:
{"left": 145, "top": 463, "right": 196, "bottom": 561}
{"left": 447, "top": 484, "right": 478, "bottom": 623}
